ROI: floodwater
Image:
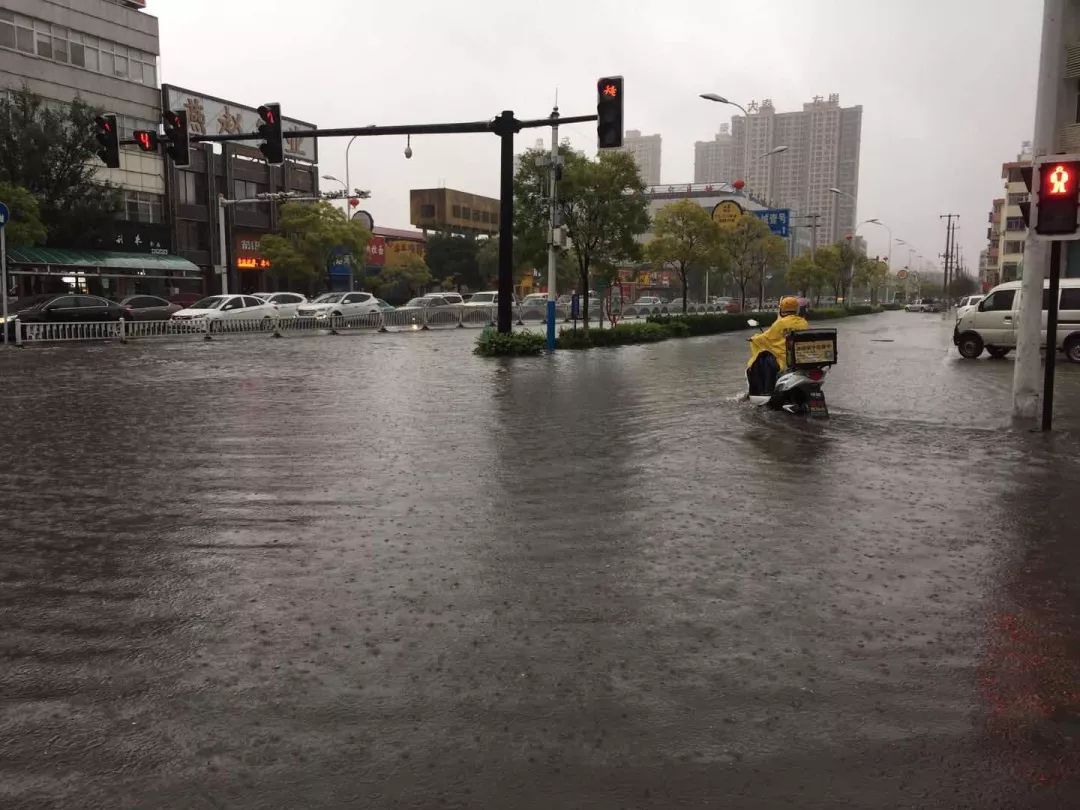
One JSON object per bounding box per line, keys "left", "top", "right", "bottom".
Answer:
{"left": 1, "top": 311, "right": 1078, "bottom": 808}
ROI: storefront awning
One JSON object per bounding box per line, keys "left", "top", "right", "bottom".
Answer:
{"left": 5, "top": 247, "right": 202, "bottom": 279}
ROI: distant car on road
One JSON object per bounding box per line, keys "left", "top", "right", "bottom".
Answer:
{"left": 168, "top": 292, "right": 204, "bottom": 309}
{"left": 635, "top": 295, "right": 664, "bottom": 308}
{"left": 904, "top": 300, "right": 924, "bottom": 312}
{"left": 296, "top": 292, "right": 380, "bottom": 320}
{"left": 119, "top": 295, "right": 182, "bottom": 321}
{"left": 519, "top": 293, "right": 548, "bottom": 309}
{"left": 254, "top": 292, "right": 308, "bottom": 318}
{"left": 375, "top": 298, "right": 395, "bottom": 312}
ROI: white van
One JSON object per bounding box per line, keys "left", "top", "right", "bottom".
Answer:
{"left": 953, "top": 279, "right": 1080, "bottom": 362}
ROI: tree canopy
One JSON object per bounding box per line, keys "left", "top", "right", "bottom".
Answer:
{"left": 0, "top": 182, "right": 47, "bottom": 247}
{"left": 260, "top": 201, "right": 370, "bottom": 294}
{"left": 515, "top": 146, "right": 649, "bottom": 328}
{"left": 378, "top": 250, "right": 433, "bottom": 299}
{"left": 0, "top": 87, "right": 120, "bottom": 247}
{"left": 714, "top": 214, "right": 777, "bottom": 311}
{"left": 645, "top": 200, "right": 718, "bottom": 313}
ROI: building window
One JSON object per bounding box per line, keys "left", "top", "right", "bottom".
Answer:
{"left": 1004, "top": 240, "right": 1025, "bottom": 255}
{"left": 177, "top": 172, "right": 206, "bottom": 205}
{"left": 0, "top": 10, "right": 157, "bottom": 86}
{"left": 124, "top": 191, "right": 163, "bottom": 224}
{"left": 420, "top": 204, "right": 435, "bottom": 217}
{"left": 461, "top": 206, "right": 471, "bottom": 220}
{"left": 176, "top": 220, "right": 208, "bottom": 252}
{"left": 452, "top": 205, "right": 461, "bottom": 217}
{"left": 1006, "top": 192, "right": 1029, "bottom": 205}
{"left": 1005, "top": 217, "right": 1026, "bottom": 231}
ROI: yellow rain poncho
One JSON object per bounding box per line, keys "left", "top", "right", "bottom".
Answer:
{"left": 746, "top": 314, "right": 810, "bottom": 370}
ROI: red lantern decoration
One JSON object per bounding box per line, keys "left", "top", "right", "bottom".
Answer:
{"left": 348, "top": 197, "right": 360, "bottom": 208}
{"left": 732, "top": 179, "right": 745, "bottom": 190}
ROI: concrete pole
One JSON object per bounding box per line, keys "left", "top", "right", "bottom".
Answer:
{"left": 217, "top": 194, "right": 229, "bottom": 295}
{"left": 1014, "top": 0, "right": 1068, "bottom": 422}
{"left": 546, "top": 107, "right": 559, "bottom": 352}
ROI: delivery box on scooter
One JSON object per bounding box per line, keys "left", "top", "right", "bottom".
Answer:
{"left": 786, "top": 328, "right": 838, "bottom": 369}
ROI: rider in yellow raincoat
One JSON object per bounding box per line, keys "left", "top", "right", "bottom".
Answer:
{"left": 746, "top": 296, "right": 810, "bottom": 395}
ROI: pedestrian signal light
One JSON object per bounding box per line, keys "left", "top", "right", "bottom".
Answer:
{"left": 162, "top": 110, "right": 190, "bottom": 166}
{"left": 257, "top": 103, "right": 284, "bottom": 165}
{"left": 1034, "top": 158, "right": 1080, "bottom": 237}
{"left": 94, "top": 114, "right": 120, "bottom": 168}
{"left": 596, "top": 75, "right": 624, "bottom": 149}
{"left": 133, "top": 130, "right": 158, "bottom": 153}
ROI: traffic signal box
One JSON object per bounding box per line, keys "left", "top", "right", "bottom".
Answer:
{"left": 1022, "top": 155, "right": 1080, "bottom": 239}
{"left": 163, "top": 110, "right": 190, "bottom": 166}
{"left": 257, "top": 103, "right": 284, "bottom": 165}
{"left": 94, "top": 114, "right": 119, "bottom": 168}
{"left": 597, "top": 76, "right": 623, "bottom": 149}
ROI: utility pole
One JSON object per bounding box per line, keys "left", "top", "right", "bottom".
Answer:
{"left": 1015, "top": 0, "right": 1069, "bottom": 422}
{"left": 940, "top": 213, "right": 957, "bottom": 306}
{"left": 808, "top": 213, "right": 821, "bottom": 261}
{"left": 545, "top": 106, "right": 560, "bottom": 352}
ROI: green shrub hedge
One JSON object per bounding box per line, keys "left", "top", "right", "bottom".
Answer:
{"left": 557, "top": 320, "right": 681, "bottom": 349}
{"left": 474, "top": 328, "right": 547, "bottom": 356}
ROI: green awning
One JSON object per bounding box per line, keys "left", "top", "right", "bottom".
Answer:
{"left": 5, "top": 246, "right": 201, "bottom": 273}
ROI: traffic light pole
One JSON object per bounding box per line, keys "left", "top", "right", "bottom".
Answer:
{"left": 189, "top": 112, "right": 598, "bottom": 334}
{"left": 1043, "top": 240, "right": 1062, "bottom": 431}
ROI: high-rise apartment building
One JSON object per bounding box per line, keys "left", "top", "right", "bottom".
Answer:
{"left": 992, "top": 143, "right": 1035, "bottom": 284}
{"left": 693, "top": 124, "right": 736, "bottom": 184}
{"left": 620, "top": 129, "right": 662, "bottom": 186}
{"left": 723, "top": 94, "right": 862, "bottom": 246}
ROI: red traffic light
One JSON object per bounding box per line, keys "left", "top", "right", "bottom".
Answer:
{"left": 133, "top": 130, "right": 158, "bottom": 152}
{"left": 258, "top": 105, "right": 276, "bottom": 124}
{"left": 1043, "top": 163, "right": 1075, "bottom": 197}
{"left": 601, "top": 83, "right": 618, "bottom": 98}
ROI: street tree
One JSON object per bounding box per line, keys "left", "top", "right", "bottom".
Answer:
{"left": 0, "top": 87, "right": 121, "bottom": 247}
{"left": 0, "top": 182, "right": 47, "bottom": 247}
{"left": 379, "top": 250, "right": 433, "bottom": 298}
{"left": 786, "top": 254, "right": 832, "bottom": 304}
{"left": 714, "top": 213, "right": 774, "bottom": 311}
{"left": 425, "top": 234, "right": 481, "bottom": 291}
{"left": 645, "top": 200, "right": 719, "bottom": 314}
{"left": 853, "top": 256, "right": 889, "bottom": 304}
{"left": 260, "top": 201, "right": 370, "bottom": 295}
{"left": 515, "top": 146, "right": 649, "bottom": 330}
{"left": 813, "top": 244, "right": 846, "bottom": 302}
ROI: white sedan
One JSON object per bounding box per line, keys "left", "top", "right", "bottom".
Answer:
{"left": 254, "top": 292, "right": 308, "bottom": 317}
{"left": 955, "top": 294, "right": 984, "bottom": 320}
{"left": 296, "top": 292, "right": 381, "bottom": 319}
{"left": 465, "top": 291, "right": 500, "bottom": 307}
{"left": 171, "top": 294, "right": 278, "bottom": 323}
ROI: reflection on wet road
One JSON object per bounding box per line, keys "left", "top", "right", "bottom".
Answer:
{"left": 1, "top": 311, "right": 1078, "bottom": 808}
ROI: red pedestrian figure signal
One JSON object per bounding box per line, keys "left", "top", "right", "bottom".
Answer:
{"left": 133, "top": 130, "right": 158, "bottom": 152}
{"left": 602, "top": 83, "right": 618, "bottom": 98}
{"left": 1047, "top": 164, "right": 1072, "bottom": 195}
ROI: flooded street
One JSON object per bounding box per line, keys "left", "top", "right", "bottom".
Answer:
{"left": 2, "top": 311, "right": 1079, "bottom": 808}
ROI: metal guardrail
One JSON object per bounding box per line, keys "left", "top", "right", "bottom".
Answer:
{"left": 8, "top": 302, "right": 731, "bottom": 346}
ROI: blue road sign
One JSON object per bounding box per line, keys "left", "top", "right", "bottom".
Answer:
{"left": 0, "top": 201, "right": 9, "bottom": 229}
{"left": 752, "top": 208, "right": 790, "bottom": 238}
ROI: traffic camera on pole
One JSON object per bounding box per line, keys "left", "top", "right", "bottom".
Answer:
{"left": 94, "top": 114, "right": 120, "bottom": 168}
{"left": 1031, "top": 155, "right": 1080, "bottom": 238}
{"left": 162, "top": 110, "right": 190, "bottom": 166}
{"left": 257, "top": 103, "right": 284, "bottom": 165}
{"left": 132, "top": 129, "right": 159, "bottom": 154}
{"left": 596, "top": 76, "right": 623, "bottom": 149}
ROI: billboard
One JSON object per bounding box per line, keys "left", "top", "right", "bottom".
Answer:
{"left": 162, "top": 85, "right": 318, "bottom": 163}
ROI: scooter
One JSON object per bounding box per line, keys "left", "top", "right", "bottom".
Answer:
{"left": 745, "top": 319, "right": 837, "bottom": 418}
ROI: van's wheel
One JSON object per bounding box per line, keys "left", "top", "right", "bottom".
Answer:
{"left": 1064, "top": 336, "right": 1080, "bottom": 364}
{"left": 986, "top": 346, "right": 1011, "bottom": 359}
{"left": 957, "top": 332, "right": 984, "bottom": 359}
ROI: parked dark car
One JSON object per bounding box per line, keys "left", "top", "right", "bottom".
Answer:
{"left": 119, "top": 295, "right": 182, "bottom": 321}
{"left": 168, "top": 292, "right": 204, "bottom": 309}
{"left": 2, "top": 294, "right": 127, "bottom": 339}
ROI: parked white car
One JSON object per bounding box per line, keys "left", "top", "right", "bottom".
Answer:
{"left": 296, "top": 291, "right": 381, "bottom": 319}
{"left": 955, "top": 294, "right": 984, "bottom": 320}
{"left": 254, "top": 292, "right": 308, "bottom": 317}
{"left": 171, "top": 294, "right": 278, "bottom": 323}
{"left": 465, "top": 291, "right": 500, "bottom": 306}
{"left": 520, "top": 293, "right": 548, "bottom": 309}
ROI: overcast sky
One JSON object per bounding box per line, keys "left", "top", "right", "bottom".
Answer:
{"left": 152, "top": 0, "right": 1043, "bottom": 274}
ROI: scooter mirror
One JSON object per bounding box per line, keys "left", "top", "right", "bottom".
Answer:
{"left": 746, "top": 319, "right": 759, "bottom": 328}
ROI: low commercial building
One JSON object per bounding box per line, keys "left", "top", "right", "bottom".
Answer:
{"left": 410, "top": 188, "right": 499, "bottom": 237}
{"left": 162, "top": 84, "right": 319, "bottom": 295}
